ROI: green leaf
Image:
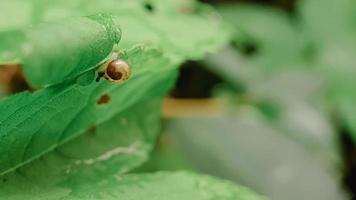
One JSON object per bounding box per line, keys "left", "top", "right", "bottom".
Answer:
{"left": 0, "top": 14, "right": 121, "bottom": 87}
{"left": 0, "top": 45, "right": 178, "bottom": 176}
{"left": 0, "top": 99, "right": 162, "bottom": 199}
{"left": 1, "top": 171, "right": 266, "bottom": 200}
{"left": 0, "top": 0, "right": 230, "bottom": 64}
{"left": 112, "top": 1, "right": 231, "bottom": 62}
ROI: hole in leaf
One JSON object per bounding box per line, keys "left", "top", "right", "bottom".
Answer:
{"left": 144, "top": 2, "right": 154, "bottom": 12}
{"left": 97, "top": 94, "right": 111, "bottom": 105}
{"left": 242, "top": 43, "right": 258, "bottom": 56}
{"left": 86, "top": 125, "right": 97, "bottom": 135}
{"left": 233, "top": 40, "right": 259, "bottom": 56}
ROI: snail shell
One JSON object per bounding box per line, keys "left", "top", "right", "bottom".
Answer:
{"left": 97, "top": 58, "right": 131, "bottom": 83}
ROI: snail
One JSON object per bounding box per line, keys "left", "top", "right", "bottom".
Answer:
{"left": 96, "top": 55, "right": 131, "bottom": 83}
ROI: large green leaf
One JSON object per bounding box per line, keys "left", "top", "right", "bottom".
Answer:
{"left": 0, "top": 0, "right": 230, "bottom": 64}
{"left": 0, "top": 99, "right": 162, "bottom": 199}
{"left": 0, "top": 45, "right": 178, "bottom": 176}
{"left": 0, "top": 14, "right": 121, "bottom": 87}
{"left": 1, "top": 171, "right": 266, "bottom": 200}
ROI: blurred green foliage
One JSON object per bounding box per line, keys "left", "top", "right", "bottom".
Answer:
{"left": 218, "top": 0, "right": 356, "bottom": 142}
{"left": 146, "top": 0, "right": 356, "bottom": 199}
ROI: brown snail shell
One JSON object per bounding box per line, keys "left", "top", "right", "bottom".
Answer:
{"left": 98, "top": 59, "right": 131, "bottom": 83}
